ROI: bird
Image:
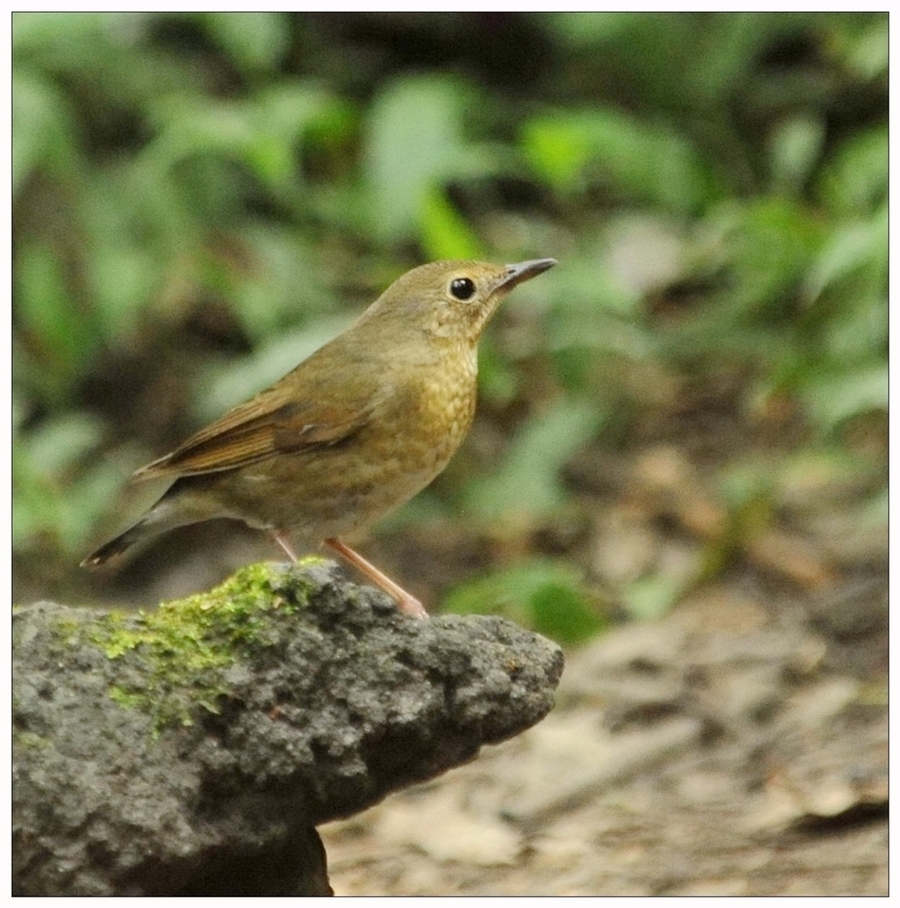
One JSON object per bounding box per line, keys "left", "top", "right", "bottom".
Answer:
{"left": 81, "top": 257, "right": 557, "bottom": 618}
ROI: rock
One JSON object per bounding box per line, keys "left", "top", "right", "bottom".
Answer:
{"left": 13, "top": 561, "right": 564, "bottom": 896}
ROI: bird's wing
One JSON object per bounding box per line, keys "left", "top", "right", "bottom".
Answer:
{"left": 133, "top": 383, "right": 374, "bottom": 480}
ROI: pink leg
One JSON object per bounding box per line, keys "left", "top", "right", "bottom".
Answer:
{"left": 272, "top": 531, "right": 298, "bottom": 562}
{"left": 324, "top": 537, "right": 428, "bottom": 619}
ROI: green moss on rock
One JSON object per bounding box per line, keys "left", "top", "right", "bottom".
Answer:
{"left": 77, "top": 560, "right": 322, "bottom": 734}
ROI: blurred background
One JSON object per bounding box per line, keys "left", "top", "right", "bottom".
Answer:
{"left": 13, "top": 11, "right": 886, "bottom": 634}
{"left": 12, "top": 12, "right": 888, "bottom": 895}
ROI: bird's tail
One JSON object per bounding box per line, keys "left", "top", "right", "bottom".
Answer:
{"left": 80, "top": 494, "right": 195, "bottom": 569}
{"left": 80, "top": 518, "right": 157, "bottom": 568}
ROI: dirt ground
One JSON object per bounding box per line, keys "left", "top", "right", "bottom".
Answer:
{"left": 320, "top": 569, "right": 887, "bottom": 896}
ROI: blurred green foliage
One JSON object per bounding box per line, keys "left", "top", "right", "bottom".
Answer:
{"left": 13, "top": 13, "right": 887, "bottom": 634}
{"left": 445, "top": 558, "right": 606, "bottom": 646}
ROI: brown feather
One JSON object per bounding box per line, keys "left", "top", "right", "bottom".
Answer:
{"left": 134, "top": 386, "right": 373, "bottom": 480}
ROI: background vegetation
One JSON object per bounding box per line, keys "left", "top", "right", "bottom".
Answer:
{"left": 13, "top": 13, "right": 887, "bottom": 638}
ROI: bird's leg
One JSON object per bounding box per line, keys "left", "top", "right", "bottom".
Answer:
{"left": 324, "top": 537, "right": 428, "bottom": 620}
{"left": 272, "top": 530, "right": 298, "bottom": 562}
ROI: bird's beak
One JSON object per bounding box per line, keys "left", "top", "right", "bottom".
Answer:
{"left": 498, "top": 258, "right": 558, "bottom": 291}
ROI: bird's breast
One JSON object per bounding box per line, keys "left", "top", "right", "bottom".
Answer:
{"left": 387, "top": 344, "right": 478, "bottom": 471}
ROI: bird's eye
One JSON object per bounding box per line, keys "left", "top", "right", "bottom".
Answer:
{"left": 449, "top": 277, "right": 476, "bottom": 301}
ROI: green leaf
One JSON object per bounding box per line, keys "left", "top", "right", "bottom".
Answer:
{"left": 12, "top": 67, "right": 78, "bottom": 193}
{"left": 802, "top": 364, "right": 888, "bottom": 432}
{"left": 142, "top": 84, "right": 345, "bottom": 198}
{"left": 201, "top": 12, "right": 290, "bottom": 74}
{"left": 804, "top": 208, "right": 887, "bottom": 302}
{"left": 12, "top": 10, "right": 118, "bottom": 53}
{"left": 769, "top": 115, "right": 825, "bottom": 194}
{"left": 444, "top": 559, "right": 606, "bottom": 645}
{"left": 522, "top": 108, "right": 719, "bottom": 213}
{"left": 16, "top": 412, "right": 104, "bottom": 477}
{"left": 712, "top": 196, "right": 825, "bottom": 316}
{"left": 461, "top": 398, "right": 603, "bottom": 522}
{"left": 544, "top": 255, "right": 651, "bottom": 366}
{"left": 363, "top": 74, "right": 495, "bottom": 241}
{"left": 418, "top": 186, "right": 484, "bottom": 261}
{"left": 15, "top": 242, "right": 98, "bottom": 403}
{"left": 839, "top": 14, "right": 888, "bottom": 81}
{"left": 12, "top": 411, "right": 121, "bottom": 553}
{"left": 818, "top": 126, "right": 887, "bottom": 216}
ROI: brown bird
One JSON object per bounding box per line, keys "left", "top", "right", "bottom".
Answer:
{"left": 81, "top": 257, "right": 557, "bottom": 618}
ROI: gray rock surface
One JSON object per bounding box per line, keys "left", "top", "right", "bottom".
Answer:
{"left": 13, "top": 561, "right": 564, "bottom": 896}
